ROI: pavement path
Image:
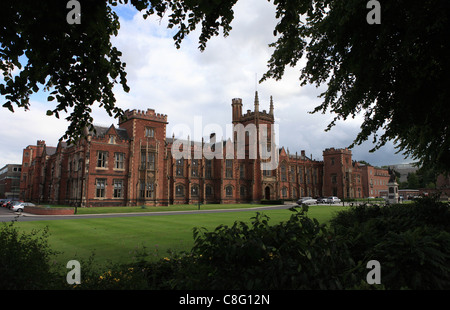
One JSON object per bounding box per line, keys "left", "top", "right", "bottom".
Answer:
{"left": 0, "top": 204, "right": 299, "bottom": 223}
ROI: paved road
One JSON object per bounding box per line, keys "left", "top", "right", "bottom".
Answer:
{"left": 0, "top": 204, "right": 300, "bottom": 223}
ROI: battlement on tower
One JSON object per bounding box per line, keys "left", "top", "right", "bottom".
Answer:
{"left": 232, "top": 98, "right": 242, "bottom": 105}
{"left": 241, "top": 109, "right": 274, "bottom": 122}
{"left": 323, "top": 147, "right": 352, "bottom": 155}
{"left": 234, "top": 92, "right": 274, "bottom": 123}
{"left": 120, "top": 108, "right": 168, "bottom": 124}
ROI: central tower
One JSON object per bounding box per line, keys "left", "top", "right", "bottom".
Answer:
{"left": 231, "top": 91, "right": 276, "bottom": 201}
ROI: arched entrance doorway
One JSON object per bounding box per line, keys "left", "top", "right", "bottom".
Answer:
{"left": 264, "top": 186, "right": 271, "bottom": 200}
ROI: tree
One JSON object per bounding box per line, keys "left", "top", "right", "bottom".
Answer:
{"left": 0, "top": 0, "right": 238, "bottom": 144}
{"left": 2, "top": 0, "right": 449, "bottom": 175}
{"left": 0, "top": 1, "right": 129, "bottom": 143}
{"left": 258, "top": 0, "right": 450, "bottom": 174}
{"left": 153, "top": 0, "right": 450, "bottom": 174}
{"left": 407, "top": 172, "right": 420, "bottom": 189}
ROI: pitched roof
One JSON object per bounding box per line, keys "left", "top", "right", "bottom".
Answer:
{"left": 45, "top": 146, "right": 57, "bottom": 156}
{"left": 90, "top": 125, "right": 129, "bottom": 141}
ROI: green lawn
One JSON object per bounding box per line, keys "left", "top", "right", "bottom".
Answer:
{"left": 13, "top": 204, "right": 346, "bottom": 268}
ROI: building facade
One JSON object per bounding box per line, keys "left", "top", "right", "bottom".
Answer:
{"left": 0, "top": 164, "right": 22, "bottom": 199}
{"left": 19, "top": 93, "right": 388, "bottom": 207}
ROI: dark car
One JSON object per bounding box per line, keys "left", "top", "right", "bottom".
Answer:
{"left": 316, "top": 197, "right": 328, "bottom": 204}
{"left": 6, "top": 200, "right": 23, "bottom": 209}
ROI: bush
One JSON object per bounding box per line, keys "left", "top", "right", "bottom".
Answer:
{"left": 0, "top": 221, "right": 60, "bottom": 289}
{"left": 368, "top": 227, "right": 450, "bottom": 289}
{"left": 260, "top": 199, "right": 284, "bottom": 205}
{"left": 330, "top": 197, "right": 450, "bottom": 289}
{"left": 142, "top": 198, "right": 450, "bottom": 290}
{"left": 140, "top": 206, "right": 357, "bottom": 290}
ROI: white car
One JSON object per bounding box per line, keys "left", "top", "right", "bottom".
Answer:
{"left": 10, "top": 202, "right": 35, "bottom": 212}
{"left": 297, "top": 197, "right": 317, "bottom": 205}
{"left": 326, "top": 196, "right": 341, "bottom": 204}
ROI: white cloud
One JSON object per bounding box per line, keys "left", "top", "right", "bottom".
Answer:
{"left": 0, "top": 99, "right": 70, "bottom": 165}
{"left": 0, "top": 0, "right": 411, "bottom": 168}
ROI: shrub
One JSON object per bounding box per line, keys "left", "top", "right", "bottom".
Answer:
{"left": 143, "top": 206, "right": 357, "bottom": 290}
{"left": 330, "top": 197, "right": 450, "bottom": 289}
{"left": 368, "top": 227, "right": 450, "bottom": 289}
{"left": 0, "top": 221, "right": 60, "bottom": 289}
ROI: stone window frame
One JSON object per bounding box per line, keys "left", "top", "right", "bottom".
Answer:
{"left": 140, "top": 151, "right": 155, "bottom": 170}
{"left": 205, "top": 184, "right": 214, "bottom": 197}
{"left": 175, "top": 184, "right": 185, "bottom": 197}
{"left": 139, "top": 182, "right": 155, "bottom": 199}
{"left": 239, "top": 185, "right": 247, "bottom": 197}
{"left": 191, "top": 184, "right": 200, "bottom": 197}
{"left": 225, "top": 185, "right": 233, "bottom": 197}
{"left": 331, "top": 173, "right": 337, "bottom": 184}
{"left": 225, "top": 160, "right": 233, "bottom": 178}
{"left": 191, "top": 159, "right": 200, "bottom": 177}
{"left": 95, "top": 178, "right": 106, "bottom": 198}
{"left": 145, "top": 127, "right": 155, "bottom": 138}
{"left": 281, "top": 164, "right": 287, "bottom": 182}
{"left": 281, "top": 186, "right": 288, "bottom": 198}
{"left": 114, "top": 152, "right": 125, "bottom": 170}
{"left": 205, "top": 159, "right": 212, "bottom": 178}
{"left": 176, "top": 158, "right": 184, "bottom": 176}
{"left": 113, "top": 179, "right": 124, "bottom": 198}
{"left": 239, "top": 163, "right": 245, "bottom": 179}
{"left": 97, "top": 151, "right": 108, "bottom": 169}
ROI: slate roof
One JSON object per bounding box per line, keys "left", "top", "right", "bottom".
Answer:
{"left": 90, "top": 125, "right": 130, "bottom": 141}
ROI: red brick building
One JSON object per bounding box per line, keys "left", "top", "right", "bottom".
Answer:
{"left": 360, "top": 164, "right": 390, "bottom": 198}
{"left": 0, "top": 164, "right": 22, "bottom": 199}
{"left": 323, "top": 147, "right": 362, "bottom": 198}
{"left": 322, "top": 147, "right": 390, "bottom": 199}
{"left": 19, "top": 92, "right": 387, "bottom": 206}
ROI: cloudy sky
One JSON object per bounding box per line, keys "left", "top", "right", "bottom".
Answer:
{"left": 0, "top": 0, "right": 413, "bottom": 168}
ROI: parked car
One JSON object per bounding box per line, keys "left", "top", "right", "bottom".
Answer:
{"left": 1, "top": 199, "right": 12, "bottom": 208}
{"left": 326, "top": 196, "right": 341, "bottom": 204}
{"left": 297, "top": 197, "right": 312, "bottom": 204}
{"left": 10, "top": 202, "right": 35, "bottom": 212}
{"left": 316, "top": 197, "right": 327, "bottom": 204}
{"left": 6, "top": 200, "right": 23, "bottom": 209}
{"left": 297, "top": 197, "right": 317, "bottom": 205}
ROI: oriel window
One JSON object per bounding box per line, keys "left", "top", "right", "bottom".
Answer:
{"left": 205, "top": 160, "right": 212, "bottom": 178}
{"left": 226, "top": 160, "right": 233, "bottom": 178}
